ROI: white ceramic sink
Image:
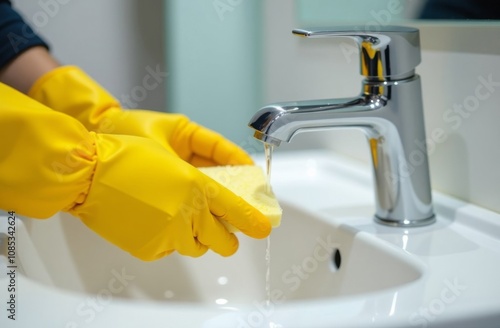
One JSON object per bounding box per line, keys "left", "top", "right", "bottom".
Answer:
{"left": 1, "top": 150, "right": 500, "bottom": 328}
{"left": 9, "top": 203, "right": 422, "bottom": 305}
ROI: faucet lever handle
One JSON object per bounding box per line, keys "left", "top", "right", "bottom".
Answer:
{"left": 293, "top": 26, "right": 421, "bottom": 80}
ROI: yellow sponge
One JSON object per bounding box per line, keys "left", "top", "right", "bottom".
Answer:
{"left": 198, "top": 165, "right": 282, "bottom": 230}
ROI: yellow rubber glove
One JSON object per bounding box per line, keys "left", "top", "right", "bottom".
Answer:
{"left": 28, "top": 65, "right": 252, "bottom": 167}
{"left": 0, "top": 83, "right": 270, "bottom": 261}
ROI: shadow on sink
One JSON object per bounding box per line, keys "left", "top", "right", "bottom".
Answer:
{"left": 16, "top": 201, "right": 423, "bottom": 306}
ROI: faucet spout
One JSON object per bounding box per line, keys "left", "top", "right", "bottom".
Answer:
{"left": 249, "top": 76, "right": 435, "bottom": 227}
{"left": 249, "top": 94, "right": 385, "bottom": 146}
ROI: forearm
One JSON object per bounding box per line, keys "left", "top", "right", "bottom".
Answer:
{"left": 0, "top": 46, "right": 59, "bottom": 93}
{"left": 0, "top": 0, "right": 59, "bottom": 93}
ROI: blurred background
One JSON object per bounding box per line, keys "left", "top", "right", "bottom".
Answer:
{"left": 12, "top": 0, "right": 500, "bottom": 214}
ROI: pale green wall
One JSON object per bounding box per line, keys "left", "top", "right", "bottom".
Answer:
{"left": 165, "top": 0, "right": 263, "bottom": 148}
{"left": 295, "top": 0, "right": 421, "bottom": 25}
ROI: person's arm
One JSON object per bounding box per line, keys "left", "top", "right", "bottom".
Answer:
{"left": 0, "top": 46, "right": 59, "bottom": 93}
{"left": 0, "top": 0, "right": 271, "bottom": 261}
{"left": 0, "top": 0, "right": 59, "bottom": 93}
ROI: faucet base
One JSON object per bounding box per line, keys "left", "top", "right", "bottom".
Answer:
{"left": 374, "top": 215, "right": 436, "bottom": 228}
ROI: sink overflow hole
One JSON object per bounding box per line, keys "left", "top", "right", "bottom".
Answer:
{"left": 331, "top": 249, "right": 341, "bottom": 271}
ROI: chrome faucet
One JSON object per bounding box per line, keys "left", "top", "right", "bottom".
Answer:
{"left": 248, "top": 26, "right": 435, "bottom": 227}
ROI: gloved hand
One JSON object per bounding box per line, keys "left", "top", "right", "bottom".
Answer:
{"left": 0, "top": 83, "right": 271, "bottom": 261}
{"left": 28, "top": 65, "right": 252, "bottom": 167}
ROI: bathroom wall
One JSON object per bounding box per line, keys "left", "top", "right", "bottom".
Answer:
{"left": 164, "top": 0, "right": 263, "bottom": 145}
{"left": 10, "top": 0, "right": 166, "bottom": 112}
{"left": 11, "top": 1, "right": 500, "bottom": 214}
{"left": 12, "top": 0, "right": 263, "bottom": 146}
{"left": 262, "top": 0, "right": 500, "bottom": 214}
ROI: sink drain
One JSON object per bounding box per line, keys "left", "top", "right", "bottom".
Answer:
{"left": 330, "top": 249, "right": 341, "bottom": 272}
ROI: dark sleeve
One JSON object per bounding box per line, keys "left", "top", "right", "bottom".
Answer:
{"left": 0, "top": 0, "right": 50, "bottom": 69}
{"left": 419, "top": 0, "right": 500, "bottom": 20}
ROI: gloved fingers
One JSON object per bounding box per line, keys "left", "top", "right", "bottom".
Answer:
{"left": 206, "top": 177, "right": 271, "bottom": 239}
{"left": 189, "top": 155, "right": 218, "bottom": 168}
{"left": 175, "top": 234, "right": 209, "bottom": 258}
{"left": 188, "top": 123, "right": 254, "bottom": 166}
{"left": 157, "top": 249, "right": 175, "bottom": 259}
{"left": 167, "top": 213, "right": 208, "bottom": 258}
{"left": 194, "top": 208, "right": 240, "bottom": 257}
{"left": 136, "top": 233, "right": 206, "bottom": 260}
{"left": 138, "top": 249, "right": 175, "bottom": 262}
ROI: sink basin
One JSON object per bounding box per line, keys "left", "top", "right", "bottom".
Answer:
{"left": 1, "top": 149, "right": 500, "bottom": 327}
{"left": 8, "top": 202, "right": 422, "bottom": 304}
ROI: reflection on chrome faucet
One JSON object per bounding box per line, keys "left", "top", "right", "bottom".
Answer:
{"left": 249, "top": 26, "right": 435, "bottom": 227}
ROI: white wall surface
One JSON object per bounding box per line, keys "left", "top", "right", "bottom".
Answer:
{"left": 11, "top": 0, "right": 500, "bottom": 214}
{"left": 11, "top": 0, "right": 166, "bottom": 112}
